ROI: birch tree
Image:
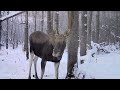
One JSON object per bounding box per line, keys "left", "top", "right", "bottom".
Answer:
{"left": 87, "top": 11, "right": 92, "bottom": 48}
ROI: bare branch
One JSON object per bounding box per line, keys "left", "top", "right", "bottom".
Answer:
{"left": 0, "top": 11, "right": 24, "bottom": 21}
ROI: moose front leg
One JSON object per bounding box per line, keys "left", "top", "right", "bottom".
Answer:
{"left": 54, "top": 62, "right": 60, "bottom": 79}
{"left": 28, "top": 52, "right": 34, "bottom": 79}
{"left": 41, "top": 60, "right": 47, "bottom": 79}
{"left": 34, "top": 56, "right": 38, "bottom": 79}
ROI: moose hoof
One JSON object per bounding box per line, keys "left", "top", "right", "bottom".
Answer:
{"left": 35, "top": 76, "right": 39, "bottom": 79}
{"left": 33, "top": 75, "right": 39, "bottom": 79}
{"left": 28, "top": 76, "right": 31, "bottom": 79}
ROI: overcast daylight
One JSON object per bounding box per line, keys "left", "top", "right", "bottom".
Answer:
{"left": 0, "top": 11, "right": 120, "bottom": 79}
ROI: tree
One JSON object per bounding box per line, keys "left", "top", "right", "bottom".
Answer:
{"left": 106, "top": 11, "right": 111, "bottom": 45}
{"left": 11, "top": 17, "right": 15, "bottom": 49}
{"left": 47, "top": 11, "right": 52, "bottom": 34}
{"left": 51, "top": 11, "right": 53, "bottom": 31}
{"left": 80, "top": 11, "right": 87, "bottom": 62}
{"left": 24, "top": 11, "right": 29, "bottom": 59}
{"left": 15, "top": 17, "right": 19, "bottom": 48}
{"left": 13, "top": 17, "right": 16, "bottom": 49}
{"left": 115, "top": 11, "right": 119, "bottom": 43}
{"left": 41, "top": 11, "right": 44, "bottom": 32}
{"left": 66, "top": 11, "right": 79, "bottom": 79}
{"left": 0, "top": 11, "right": 2, "bottom": 50}
{"left": 34, "top": 11, "right": 37, "bottom": 31}
{"left": 6, "top": 11, "right": 9, "bottom": 49}
{"left": 95, "top": 11, "right": 100, "bottom": 44}
{"left": 55, "top": 11, "right": 59, "bottom": 33}
{"left": 87, "top": 11, "right": 93, "bottom": 48}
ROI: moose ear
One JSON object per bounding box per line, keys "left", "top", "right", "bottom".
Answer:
{"left": 64, "top": 29, "right": 71, "bottom": 37}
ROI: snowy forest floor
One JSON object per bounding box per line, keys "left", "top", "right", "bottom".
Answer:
{"left": 0, "top": 44, "right": 120, "bottom": 79}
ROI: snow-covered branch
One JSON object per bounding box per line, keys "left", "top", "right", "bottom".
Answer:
{"left": 110, "top": 31, "right": 120, "bottom": 39}
{"left": 0, "top": 11, "right": 24, "bottom": 21}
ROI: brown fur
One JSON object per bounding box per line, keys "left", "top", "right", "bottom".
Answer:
{"left": 29, "top": 30, "right": 70, "bottom": 79}
{"left": 29, "top": 31, "right": 66, "bottom": 62}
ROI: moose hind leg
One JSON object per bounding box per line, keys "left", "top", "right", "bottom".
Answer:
{"left": 54, "top": 62, "right": 60, "bottom": 79}
{"left": 34, "top": 56, "right": 39, "bottom": 79}
{"left": 28, "top": 52, "right": 34, "bottom": 79}
{"left": 41, "top": 60, "right": 47, "bottom": 79}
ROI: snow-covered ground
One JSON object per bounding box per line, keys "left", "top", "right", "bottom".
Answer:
{"left": 77, "top": 51, "right": 120, "bottom": 79}
{"left": 76, "top": 43, "right": 120, "bottom": 79}
{"left": 0, "top": 45, "right": 67, "bottom": 79}
{"left": 0, "top": 44, "right": 120, "bottom": 79}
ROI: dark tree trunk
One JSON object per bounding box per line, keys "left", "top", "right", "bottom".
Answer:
{"left": 41, "top": 11, "right": 44, "bottom": 32}
{"left": 16, "top": 18, "right": 19, "bottom": 48}
{"left": 51, "top": 11, "right": 53, "bottom": 31}
{"left": 12, "top": 17, "right": 15, "bottom": 49}
{"left": 6, "top": 11, "right": 9, "bottom": 49}
{"left": 115, "top": 11, "right": 119, "bottom": 43}
{"left": 95, "top": 11, "right": 100, "bottom": 44}
{"left": 68, "top": 11, "right": 72, "bottom": 31}
{"left": 34, "top": 11, "right": 37, "bottom": 31}
{"left": 66, "top": 11, "right": 79, "bottom": 79}
{"left": 0, "top": 11, "right": 2, "bottom": 50}
{"left": 80, "top": 11, "right": 87, "bottom": 57}
{"left": 24, "top": 11, "right": 29, "bottom": 59}
{"left": 47, "top": 11, "right": 52, "bottom": 34}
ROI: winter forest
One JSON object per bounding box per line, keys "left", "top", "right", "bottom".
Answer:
{"left": 0, "top": 11, "right": 120, "bottom": 79}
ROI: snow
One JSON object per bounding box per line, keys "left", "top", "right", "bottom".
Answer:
{"left": 77, "top": 51, "right": 120, "bottom": 79}
{"left": 1, "top": 43, "right": 120, "bottom": 79}
{"left": 0, "top": 45, "right": 67, "bottom": 79}
{"left": 76, "top": 43, "right": 120, "bottom": 79}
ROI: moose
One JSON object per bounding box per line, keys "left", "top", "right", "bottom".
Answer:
{"left": 28, "top": 30, "right": 70, "bottom": 79}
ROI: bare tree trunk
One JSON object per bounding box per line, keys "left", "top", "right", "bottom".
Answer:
{"left": 95, "top": 11, "right": 100, "bottom": 44}
{"left": 47, "top": 11, "right": 52, "bottom": 34}
{"left": 13, "top": 21, "right": 16, "bottom": 49}
{"left": 66, "top": 11, "right": 79, "bottom": 79}
{"left": 41, "top": 11, "right": 44, "bottom": 32}
{"left": 68, "top": 11, "right": 72, "bottom": 31}
{"left": 107, "top": 24, "right": 111, "bottom": 45}
{"left": 55, "top": 11, "right": 59, "bottom": 33}
{"left": 80, "top": 11, "right": 87, "bottom": 57}
{"left": 16, "top": 18, "right": 19, "bottom": 48}
{"left": 87, "top": 11, "right": 92, "bottom": 48}
{"left": 107, "top": 11, "right": 111, "bottom": 45}
{"left": 12, "top": 16, "right": 17, "bottom": 49}
{"left": 24, "top": 11, "right": 29, "bottom": 59}
{"left": 51, "top": 11, "right": 53, "bottom": 31}
{"left": 103, "top": 11, "right": 109, "bottom": 44}
{"left": 34, "top": 11, "right": 37, "bottom": 31}
{"left": 0, "top": 11, "right": 2, "bottom": 50}
{"left": 11, "top": 17, "right": 15, "bottom": 49}
{"left": 115, "top": 11, "right": 119, "bottom": 43}
{"left": 6, "top": 11, "right": 9, "bottom": 49}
